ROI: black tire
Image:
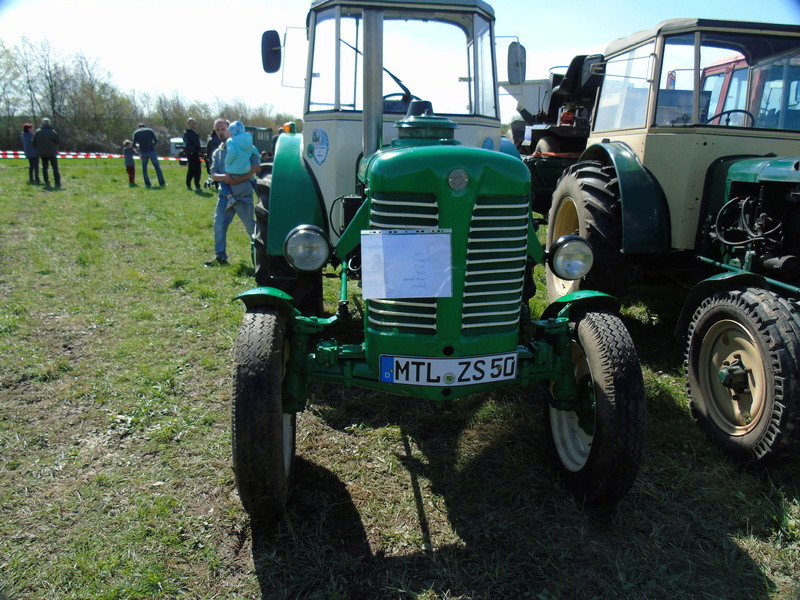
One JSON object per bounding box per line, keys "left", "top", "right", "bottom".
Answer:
{"left": 232, "top": 308, "right": 297, "bottom": 518}
{"left": 686, "top": 288, "right": 800, "bottom": 465}
{"left": 545, "top": 161, "right": 629, "bottom": 301}
{"left": 253, "top": 187, "right": 271, "bottom": 287}
{"left": 546, "top": 311, "right": 646, "bottom": 507}
{"left": 535, "top": 135, "right": 560, "bottom": 153}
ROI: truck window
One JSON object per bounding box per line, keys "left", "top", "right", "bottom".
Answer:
{"left": 307, "top": 7, "right": 496, "bottom": 117}
{"left": 593, "top": 41, "right": 655, "bottom": 131}
{"left": 751, "top": 55, "right": 800, "bottom": 130}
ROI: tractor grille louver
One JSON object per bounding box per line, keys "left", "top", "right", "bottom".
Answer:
{"left": 462, "top": 195, "right": 529, "bottom": 336}
{"left": 366, "top": 191, "right": 528, "bottom": 336}
{"left": 367, "top": 192, "right": 438, "bottom": 334}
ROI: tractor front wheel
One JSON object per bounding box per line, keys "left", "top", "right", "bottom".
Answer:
{"left": 686, "top": 288, "right": 800, "bottom": 464}
{"left": 546, "top": 161, "right": 629, "bottom": 301}
{"left": 546, "top": 311, "right": 646, "bottom": 508}
{"left": 232, "top": 308, "right": 297, "bottom": 518}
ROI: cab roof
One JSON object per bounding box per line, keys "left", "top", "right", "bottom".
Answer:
{"left": 604, "top": 18, "right": 800, "bottom": 57}
{"left": 309, "top": 0, "right": 495, "bottom": 19}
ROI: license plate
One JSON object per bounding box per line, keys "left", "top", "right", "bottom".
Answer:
{"left": 379, "top": 352, "right": 517, "bottom": 387}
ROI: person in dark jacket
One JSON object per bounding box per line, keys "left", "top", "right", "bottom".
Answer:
{"left": 132, "top": 123, "right": 166, "bottom": 187}
{"left": 21, "top": 122, "right": 39, "bottom": 184}
{"left": 183, "top": 117, "right": 202, "bottom": 191}
{"left": 205, "top": 129, "right": 222, "bottom": 189}
{"left": 32, "top": 118, "right": 60, "bottom": 189}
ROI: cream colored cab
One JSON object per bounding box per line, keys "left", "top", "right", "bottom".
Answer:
{"left": 588, "top": 19, "right": 800, "bottom": 250}
{"left": 300, "top": 2, "right": 504, "bottom": 240}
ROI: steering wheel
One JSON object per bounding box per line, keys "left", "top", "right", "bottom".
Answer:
{"left": 382, "top": 92, "right": 421, "bottom": 114}
{"left": 704, "top": 109, "right": 755, "bottom": 126}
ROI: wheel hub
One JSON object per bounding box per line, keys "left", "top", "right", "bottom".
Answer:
{"left": 717, "top": 357, "right": 750, "bottom": 393}
{"left": 698, "top": 319, "right": 765, "bottom": 434}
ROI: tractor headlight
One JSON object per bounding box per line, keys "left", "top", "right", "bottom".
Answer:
{"left": 548, "top": 235, "right": 593, "bottom": 280}
{"left": 284, "top": 225, "right": 329, "bottom": 271}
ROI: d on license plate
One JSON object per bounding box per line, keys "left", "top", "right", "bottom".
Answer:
{"left": 379, "top": 353, "right": 517, "bottom": 387}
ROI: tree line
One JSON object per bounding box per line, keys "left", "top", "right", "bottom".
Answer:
{"left": 0, "top": 38, "right": 300, "bottom": 154}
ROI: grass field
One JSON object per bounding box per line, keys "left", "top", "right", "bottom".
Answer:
{"left": 0, "top": 157, "right": 799, "bottom": 600}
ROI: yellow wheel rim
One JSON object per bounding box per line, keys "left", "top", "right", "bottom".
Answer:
{"left": 697, "top": 319, "right": 767, "bottom": 436}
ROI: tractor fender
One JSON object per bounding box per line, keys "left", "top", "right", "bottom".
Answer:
{"left": 266, "top": 132, "right": 327, "bottom": 256}
{"left": 540, "top": 290, "right": 621, "bottom": 321}
{"left": 673, "top": 271, "right": 766, "bottom": 339}
{"left": 580, "top": 141, "right": 671, "bottom": 254}
{"left": 235, "top": 286, "right": 301, "bottom": 317}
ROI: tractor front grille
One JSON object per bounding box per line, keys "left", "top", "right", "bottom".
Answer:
{"left": 462, "top": 195, "right": 529, "bottom": 336}
{"left": 366, "top": 192, "right": 529, "bottom": 337}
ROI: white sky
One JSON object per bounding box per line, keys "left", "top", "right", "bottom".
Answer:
{"left": 0, "top": 0, "right": 798, "bottom": 122}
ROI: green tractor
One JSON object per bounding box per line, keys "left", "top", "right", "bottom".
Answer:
{"left": 544, "top": 18, "right": 800, "bottom": 465}
{"left": 232, "top": 0, "right": 647, "bottom": 520}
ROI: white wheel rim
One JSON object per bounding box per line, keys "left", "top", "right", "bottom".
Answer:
{"left": 550, "top": 341, "right": 595, "bottom": 471}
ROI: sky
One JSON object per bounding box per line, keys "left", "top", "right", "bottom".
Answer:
{"left": 0, "top": 0, "right": 799, "bottom": 123}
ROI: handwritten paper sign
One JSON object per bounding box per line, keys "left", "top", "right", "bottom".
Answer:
{"left": 361, "top": 230, "right": 452, "bottom": 299}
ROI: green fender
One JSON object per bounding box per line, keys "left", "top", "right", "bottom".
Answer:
{"left": 235, "top": 286, "right": 300, "bottom": 316}
{"left": 540, "top": 290, "right": 621, "bottom": 321}
{"left": 267, "top": 132, "right": 326, "bottom": 255}
{"left": 581, "top": 141, "right": 670, "bottom": 254}
{"left": 674, "top": 271, "right": 766, "bottom": 339}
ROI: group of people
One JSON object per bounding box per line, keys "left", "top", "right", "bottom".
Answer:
{"left": 21, "top": 119, "right": 61, "bottom": 188}
{"left": 20, "top": 116, "right": 261, "bottom": 267}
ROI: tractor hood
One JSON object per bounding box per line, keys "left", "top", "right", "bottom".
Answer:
{"left": 727, "top": 156, "right": 800, "bottom": 184}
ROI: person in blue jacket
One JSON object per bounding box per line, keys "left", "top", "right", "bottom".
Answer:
{"left": 21, "top": 122, "right": 39, "bottom": 184}
{"left": 132, "top": 123, "right": 166, "bottom": 188}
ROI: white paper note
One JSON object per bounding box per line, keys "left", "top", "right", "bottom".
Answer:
{"left": 361, "top": 230, "right": 452, "bottom": 299}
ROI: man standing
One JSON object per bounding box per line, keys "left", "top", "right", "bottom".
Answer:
{"left": 183, "top": 117, "right": 202, "bottom": 191}
{"left": 32, "top": 118, "right": 60, "bottom": 189}
{"left": 206, "top": 118, "right": 259, "bottom": 266}
{"left": 132, "top": 123, "right": 166, "bottom": 188}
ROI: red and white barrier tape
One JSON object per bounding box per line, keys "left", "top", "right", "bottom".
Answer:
{"left": 0, "top": 150, "right": 198, "bottom": 161}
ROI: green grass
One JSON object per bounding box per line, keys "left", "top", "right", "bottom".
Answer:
{"left": 1, "top": 158, "right": 799, "bottom": 600}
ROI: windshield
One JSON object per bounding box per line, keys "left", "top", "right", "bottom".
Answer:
{"left": 307, "top": 7, "right": 497, "bottom": 117}
{"left": 653, "top": 31, "right": 800, "bottom": 130}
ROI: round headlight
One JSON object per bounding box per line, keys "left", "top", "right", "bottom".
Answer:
{"left": 284, "top": 225, "right": 329, "bottom": 271}
{"left": 549, "top": 234, "right": 593, "bottom": 280}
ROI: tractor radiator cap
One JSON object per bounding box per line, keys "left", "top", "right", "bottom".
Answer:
{"left": 394, "top": 111, "right": 458, "bottom": 141}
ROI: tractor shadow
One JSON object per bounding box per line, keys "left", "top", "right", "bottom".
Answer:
{"left": 248, "top": 292, "right": 800, "bottom": 600}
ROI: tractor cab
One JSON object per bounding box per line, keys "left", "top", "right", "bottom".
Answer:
{"left": 262, "top": 0, "right": 508, "bottom": 241}
{"left": 584, "top": 18, "right": 800, "bottom": 251}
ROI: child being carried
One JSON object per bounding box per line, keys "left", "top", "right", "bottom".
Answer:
{"left": 222, "top": 121, "right": 259, "bottom": 210}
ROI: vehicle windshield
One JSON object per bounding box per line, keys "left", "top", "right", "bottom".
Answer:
{"left": 307, "top": 6, "right": 497, "bottom": 118}
{"left": 654, "top": 31, "right": 800, "bottom": 130}
{"left": 593, "top": 29, "right": 800, "bottom": 132}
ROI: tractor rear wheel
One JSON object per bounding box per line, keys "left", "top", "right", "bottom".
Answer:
{"left": 546, "top": 161, "right": 629, "bottom": 301}
{"left": 232, "top": 308, "right": 297, "bottom": 518}
{"left": 546, "top": 311, "right": 646, "bottom": 508}
{"left": 686, "top": 288, "right": 800, "bottom": 464}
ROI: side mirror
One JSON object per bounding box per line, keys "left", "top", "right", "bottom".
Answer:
{"left": 261, "top": 30, "right": 282, "bottom": 73}
{"left": 507, "top": 41, "right": 527, "bottom": 85}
